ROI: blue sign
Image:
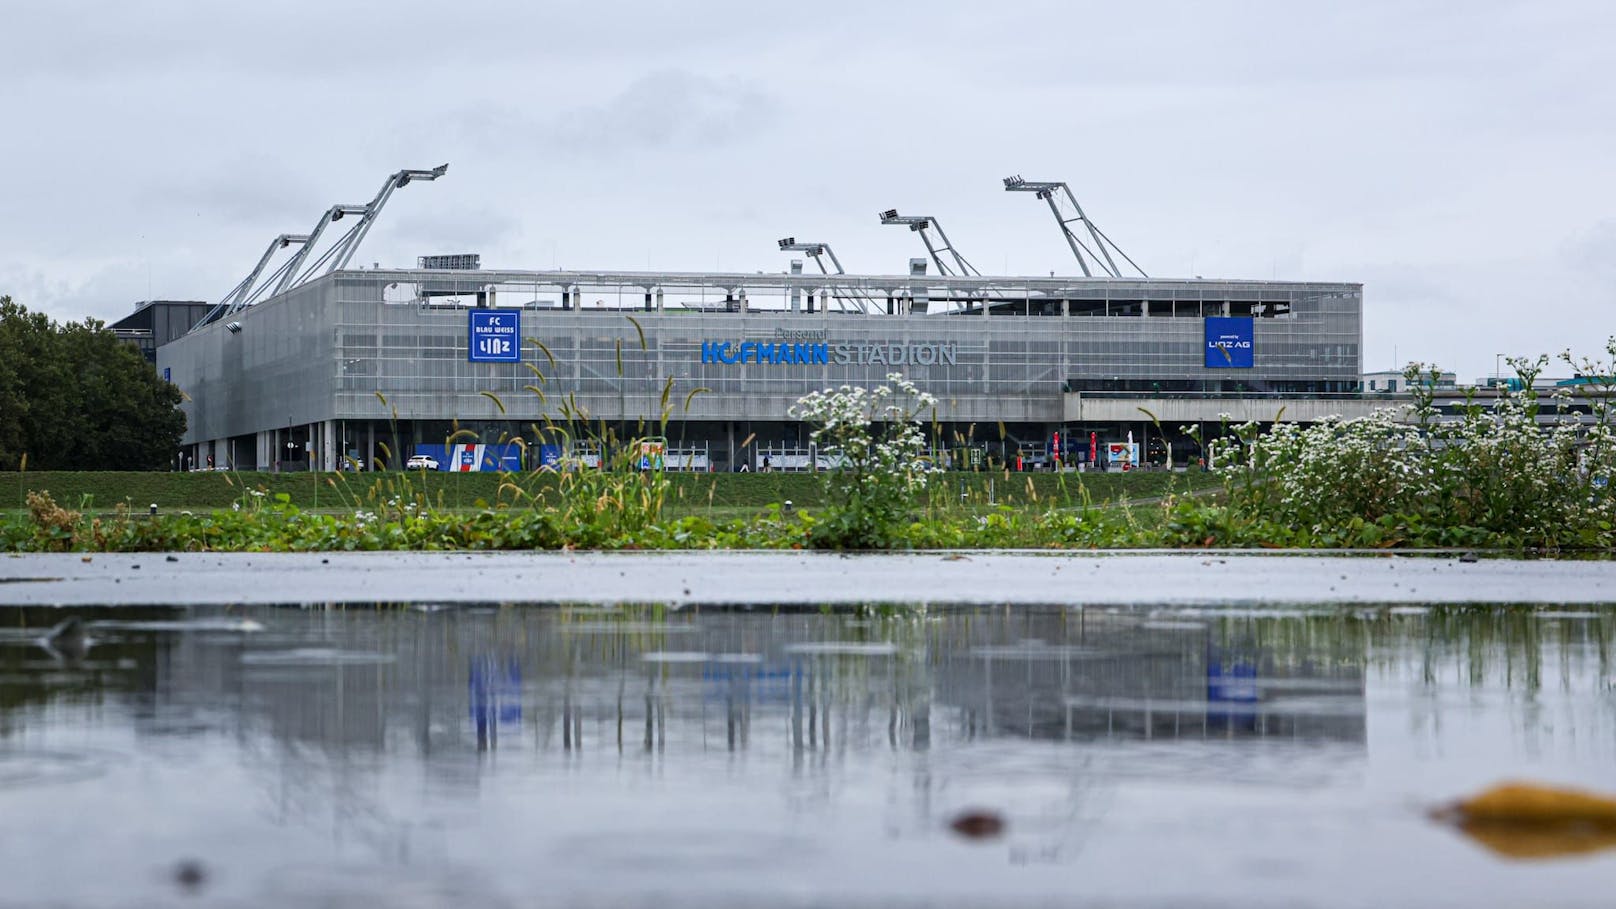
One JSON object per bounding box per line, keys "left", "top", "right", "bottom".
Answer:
{"left": 701, "top": 340, "right": 829, "bottom": 365}
{"left": 1204, "top": 317, "right": 1254, "bottom": 368}
{"left": 468, "top": 310, "right": 520, "bottom": 363}
{"left": 162, "top": 367, "right": 172, "bottom": 383}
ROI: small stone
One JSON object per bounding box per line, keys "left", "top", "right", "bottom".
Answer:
{"left": 165, "top": 555, "right": 179, "bottom": 563}
{"left": 173, "top": 859, "right": 207, "bottom": 892}
{"left": 950, "top": 810, "right": 1006, "bottom": 840}
{"left": 1459, "top": 552, "right": 1479, "bottom": 563}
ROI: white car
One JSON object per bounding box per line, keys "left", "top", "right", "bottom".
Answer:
{"left": 405, "top": 454, "right": 440, "bottom": 471}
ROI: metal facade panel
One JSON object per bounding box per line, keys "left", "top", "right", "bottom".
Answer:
{"left": 163, "top": 271, "right": 1363, "bottom": 444}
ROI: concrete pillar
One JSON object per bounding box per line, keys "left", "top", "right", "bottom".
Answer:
{"left": 789, "top": 260, "right": 803, "bottom": 313}
{"left": 328, "top": 420, "right": 339, "bottom": 472}
{"left": 739, "top": 289, "right": 749, "bottom": 314}
{"left": 655, "top": 288, "right": 664, "bottom": 312}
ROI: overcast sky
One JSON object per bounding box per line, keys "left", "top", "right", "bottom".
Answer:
{"left": 3, "top": 0, "right": 1613, "bottom": 381}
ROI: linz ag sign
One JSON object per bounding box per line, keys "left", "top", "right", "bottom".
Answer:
{"left": 468, "top": 310, "right": 519, "bottom": 363}
{"left": 1204, "top": 317, "right": 1254, "bottom": 369}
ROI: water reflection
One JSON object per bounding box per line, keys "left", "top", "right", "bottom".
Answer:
{"left": 0, "top": 602, "right": 1611, "bottom": 907}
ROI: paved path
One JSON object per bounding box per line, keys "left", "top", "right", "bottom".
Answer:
{"left": 3, "top": 551, "right": 1613, "bottom": 607}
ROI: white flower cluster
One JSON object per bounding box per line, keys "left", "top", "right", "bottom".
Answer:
{"left": 790, "top": 373, "right": 938, "bottom": 494}
{"left": 1218, "top": 356, "right": 1616, "bottom": 541}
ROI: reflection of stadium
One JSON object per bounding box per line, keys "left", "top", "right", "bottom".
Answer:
{"left": 1, "top": 606, "right": 1364, "bottom": 763}
{"left": 935, "top": 613, "right": 1367, "bottom": 744}
{"left": 0, "top": 606, "right": 1369, "bottom": 758}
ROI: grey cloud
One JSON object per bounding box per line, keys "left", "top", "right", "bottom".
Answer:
{"left": 1562, "top": 221, "right": 1616, "bottom": 277}
{"left": 384, "top": 207, "right": 521, "bottom": 259}
{"left": 451, "top": 71, "right": 777, "bottom": 159}
{"left": 556, "top": 70, "right": 773, "bottom": 153}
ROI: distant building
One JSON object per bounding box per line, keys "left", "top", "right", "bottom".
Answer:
{"left": 110, "top": 300, "right": 211, "bottom": 364}
{"left": 1363, "top": 368, "right": 1456, "bottom": 393}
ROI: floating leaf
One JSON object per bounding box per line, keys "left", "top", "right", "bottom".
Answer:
{"left": 1434, "top": 782, "right": 1616, "bottom": 861}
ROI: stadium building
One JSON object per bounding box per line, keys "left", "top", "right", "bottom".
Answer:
{"left": 157, "top": 167, "right": 1366, "bottom": 472}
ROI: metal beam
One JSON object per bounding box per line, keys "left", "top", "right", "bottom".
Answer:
{"left": 878, "top": 210, "right": 980, "bottom": 277}
{"left": 328, "top": 164, "right": 449, "bottom": 273}
{"left": 272, "top": 204, "right": 368, "bottom": 297}
{"left": 1003, "top": 175, "right": 1147, "bottom": 278}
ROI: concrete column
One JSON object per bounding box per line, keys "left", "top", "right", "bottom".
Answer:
{"left": 789, "top": 260, "right": 802, "bottom": 313}
{"left": 739, "top": 289, "right": 749, "bottom": 314}
{"left": 655, "top": 288, "right": 664, "bottom": 312}
{"left": 317, "top": 421, "right": 334, "bottom": 471}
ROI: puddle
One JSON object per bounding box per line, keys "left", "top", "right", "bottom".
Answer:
{"left": 0, "top": 601, "right": 1610, "bottom": 907}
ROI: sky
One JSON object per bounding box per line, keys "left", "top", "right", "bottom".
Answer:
{"left": 2, "top": 0, "right": 1613, "bottom": 382}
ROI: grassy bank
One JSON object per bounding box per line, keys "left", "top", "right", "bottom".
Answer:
{"left": 1, "top": 468, "right": 1218, "bottom": 513}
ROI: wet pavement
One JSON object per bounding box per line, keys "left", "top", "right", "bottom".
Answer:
{"left": 0, "top": 599, "right": 1612, "bottom": 907}
{"left": 5, "top": 550, "right": 1616, "bottom": 607}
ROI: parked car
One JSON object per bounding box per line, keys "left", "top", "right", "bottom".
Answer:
{"left": 405, "top": 454, "right": 440, "bottom": 471}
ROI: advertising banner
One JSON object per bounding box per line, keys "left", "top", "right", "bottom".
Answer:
{"left": 412, "top": 443, "right": 522, "bottom": 472}
{"left": 1204, "top": 317, "right": 1254, "bottom": 368}
{"left": 468, "top": 310, "right": 520, "bottom": 363}
{"left": 636, "top": 438, "right": 666, "bottom": 471}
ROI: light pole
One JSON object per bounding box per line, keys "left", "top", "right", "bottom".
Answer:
{"left": 1495, "top": 353, "right": 1503, "bottom": 388}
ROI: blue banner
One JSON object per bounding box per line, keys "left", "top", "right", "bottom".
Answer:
{"left": 468, "top": 310, "right": 520, "bottom": 363}
{"left": 412, "top": 443, "right": 522, "bottom": 472}
{"left": 1204, "top": 317, "right": 1254, "bottom": 368}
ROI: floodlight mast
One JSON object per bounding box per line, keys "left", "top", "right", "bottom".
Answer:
{"left": 193, "top": 233, "right": 310, "bottom": 330}
{"left": 1002, "top": 175, "right": 1147, "bottom": 278}
{"left": 877, "top": 210, "right": 980, "bottom": 277}
{"left": 776, "top": 238, "right": 877, "bottom": 314}
{"left": 271, "top": 204, "right": 369, "bottom": 296}
{"left": 270, "top": 164, "right": 450, "bottom": 297}
{"left": 776, "top": 238, "right": 845, "bottom": 274}
{"left": 329, "top": 164, "right": 449, "bottom": 272}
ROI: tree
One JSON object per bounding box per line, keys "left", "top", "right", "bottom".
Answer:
{"left": 0, "top": 296, "right": 186, "bottom": 470}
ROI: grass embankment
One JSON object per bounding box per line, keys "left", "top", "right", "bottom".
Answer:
{"left": 1, "top": 469, "right": 1217, "bottom": 514}
{"left": 0, "top": 468, "right": 1226, "bottom": 552}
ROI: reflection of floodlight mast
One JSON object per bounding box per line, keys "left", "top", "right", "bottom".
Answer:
{"left": 877, "top": 210, "right": 979, "bottom": 277}
{"left": 1003, "top": 175, "right": 1146, "bottom": 278}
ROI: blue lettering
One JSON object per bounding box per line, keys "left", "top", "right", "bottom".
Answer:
{"left": 701, "top": 341, "right": 723, "bottom": 363}
{"left": 719, "top": 342, "right": 740, "bottom": 364}
{"left": 812, "top": 343, "right": 829, "bottom": 364}
{"left": 740, "top": 341, "right": 758, "bottom": 364}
